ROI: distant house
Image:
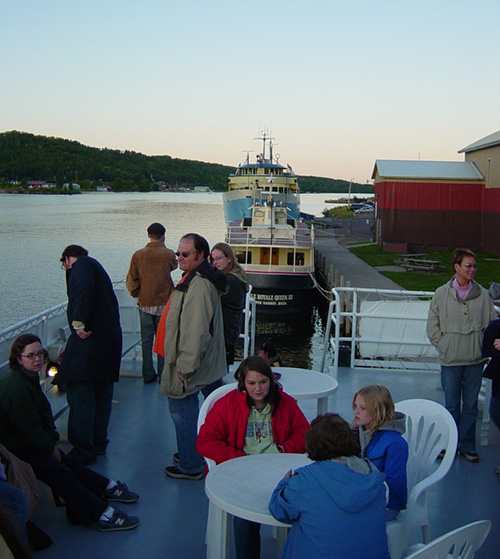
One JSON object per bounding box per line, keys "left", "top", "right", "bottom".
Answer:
{"left": 372, "top": 130, "right": 500, "bottom": 256}
{"left": 62, "top": 182, "right": 81, "bottom": 190}
{"left": 26, "top": 181, "right": 46, "bottom": 189}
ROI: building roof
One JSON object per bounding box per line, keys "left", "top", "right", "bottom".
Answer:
{"left": 458, "top": 129, "right": 500, "bottom": 154}
{"left": 372, "top": 160, "right": 484, "bottom": 181}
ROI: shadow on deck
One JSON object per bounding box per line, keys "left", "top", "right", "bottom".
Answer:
{"left": 31, "top": 366, "right": 500, "bottom": 559}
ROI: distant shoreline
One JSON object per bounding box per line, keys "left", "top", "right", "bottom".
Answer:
{"left": 0, "top": 189, "right": 81, "bottom": 195}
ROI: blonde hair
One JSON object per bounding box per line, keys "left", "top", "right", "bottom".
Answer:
{"left": 353, "top": 384, "right": 395, "bottom": 433}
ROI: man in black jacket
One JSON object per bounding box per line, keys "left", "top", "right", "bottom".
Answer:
{"left": 54, "top": 245, "right": 122, "bottom": 465}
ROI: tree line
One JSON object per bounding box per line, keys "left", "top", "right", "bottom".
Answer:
{"left": 0, "top": 131, "right": 373, "bottom": 194}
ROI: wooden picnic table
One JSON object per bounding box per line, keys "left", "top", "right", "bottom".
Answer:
{"left": 402, "top": 258, "right": 441, "bottom": 274}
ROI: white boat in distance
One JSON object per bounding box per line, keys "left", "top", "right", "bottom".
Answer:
{"left": 222, "top": 133, "right": 300, "bottom": 225}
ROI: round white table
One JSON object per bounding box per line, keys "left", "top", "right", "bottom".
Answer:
{"left": 271, "top": 367, "right": 338, "bottom": 415}
{"left": 205, "top": 453, "right": 312, "bottom": 559}
{"left": 224, "top": 366, "right": 338, "bottom": 415}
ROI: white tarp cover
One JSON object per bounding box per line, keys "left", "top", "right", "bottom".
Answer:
{"left": 359, "top": 300, "right": 439, "bottom": 359}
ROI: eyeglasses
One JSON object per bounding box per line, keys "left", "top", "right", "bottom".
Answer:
{"left": 175, "top": 251, "right": 196, "bottom": 258}
{"left": 20, "top": 350, "right": 46, "bottom": 361}
{"left": 462, "top": 264, "right": 478, "bottom": 269}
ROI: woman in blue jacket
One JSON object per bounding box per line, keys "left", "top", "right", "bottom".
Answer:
{"left": 353, "top": 384, "right": 408, "bottom": 519}
{"left": 269, "top": 413, "right": 390, "bottom": 559}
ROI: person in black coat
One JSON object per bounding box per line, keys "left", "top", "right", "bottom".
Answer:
{"left": 54, "top": 245, "right": 122, "bottom": 465}
{"left": 210, "top": 242, "right": 249, "bottom": 367}
{"left": 482, "top": 318, "right": 500, "bottom": 431}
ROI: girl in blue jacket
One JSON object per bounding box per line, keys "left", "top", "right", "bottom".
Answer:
{"left": 353, "top": 384, "right": 408, "bottom": 520}
{"left": 269, "top": 413, "right": 390, "bottom": 559}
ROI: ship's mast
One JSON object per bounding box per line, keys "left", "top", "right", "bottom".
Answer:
{"left": 254, "top": 132, "right": 275, "bottom": 164}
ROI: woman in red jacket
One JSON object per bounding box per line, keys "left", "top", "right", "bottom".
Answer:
{"left": 197, "top": 356, "right": 310, "bottom": 559}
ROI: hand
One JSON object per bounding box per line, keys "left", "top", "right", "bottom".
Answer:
{"left": 283, "top": 469, "right": 293, "bottom": 479}
{"left": 51, "top": 446, "right": 62, "bottom": 462}
{"left": 76, "top": 329, "right": 92, "bottom": 340}
{"left": 494, "top": 339, "right": 500, "bottom": 351}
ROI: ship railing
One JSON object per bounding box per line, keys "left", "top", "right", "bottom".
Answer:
{"left": 226, "top": 223, "right": 314, "bottom": 248}
{"left": 320, "top": 286, "right": 498, "bottom": 446}
{"left": 0, "top": 280, "right": 141, "bottom": 386}
{"left": 243, "top": 264, "right": 314, "bottom": 274}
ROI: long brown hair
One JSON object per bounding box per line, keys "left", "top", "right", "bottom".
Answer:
{"left": 234, "top": 356, "right": 280, "bottom": 408}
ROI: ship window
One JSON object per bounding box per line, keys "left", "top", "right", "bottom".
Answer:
{"left": 287, "top": 252, "right": 305, "bottom": 266}
{"left": 235, "top": 250, "right": 251, "bottom": 264}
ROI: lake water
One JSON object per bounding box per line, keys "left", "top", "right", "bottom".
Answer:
{"left": 0, "top": 192, "right": 351, "bottom": 366}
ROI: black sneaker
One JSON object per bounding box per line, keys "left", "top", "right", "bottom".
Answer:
{"left": 104, "top": 481, "right": 139, "bottom": 503}
{"left": 460, "top": 450, "right": 480, "bottom": 463}
{"left": 164, "top": 466, "right": 203, "bottom": 480}
{"left": 97, "top": 509, "right": 139, "bottom": 532}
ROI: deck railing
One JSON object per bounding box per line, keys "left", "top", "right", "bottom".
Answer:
{"left": 320, "top": 286, "right": 499, "bottom": 446}
{"left": 226, "top": 222, "right": 314, "bottom": 248}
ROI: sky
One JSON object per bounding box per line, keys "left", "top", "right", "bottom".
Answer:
{"left": 1, "top": 0, "right": 499, "bottom": 183}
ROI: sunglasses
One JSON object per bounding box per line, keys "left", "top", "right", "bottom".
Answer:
{"left": 175, "top": 251, "right": 197, "bottom": 258}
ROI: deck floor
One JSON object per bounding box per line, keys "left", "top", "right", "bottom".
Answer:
{"left": 30, "top": 366, "right": 499, "bottom": 559}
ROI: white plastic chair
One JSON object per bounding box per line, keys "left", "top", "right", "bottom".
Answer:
{"left": 403, "top": 520, "right": 490, "bottom": 559}
{"left": 198, "top": 383, "right": 237, "bottom": 550}
{"left": 387, "top": 399, "right": 458, "bottom": 559}
{"left": 198, "top": 383, "right": 237, "bottom": 470}
{"left": 478, "top": 377, "right": 492, "bottom": 446}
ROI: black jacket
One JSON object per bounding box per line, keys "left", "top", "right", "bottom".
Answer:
{"left": 482, "top": 319, "right": 500, "bottom": 398}
{"left": 54, "top": 255, "right": 122, "bottom": 385}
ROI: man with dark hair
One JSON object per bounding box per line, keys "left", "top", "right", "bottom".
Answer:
{"left": 126, "top": 223, "right": 177, "bottom": 384}
{"left": 160, "top": 233, "right": 227, "bottom": 480}
{"left": 55, "top": 246, "right": 122, "bottom": 465}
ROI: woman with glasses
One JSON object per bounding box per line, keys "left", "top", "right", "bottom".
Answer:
{"left": 210, "top": 242, "right": 249, "bottom": 368}
{"left": 427, "top": 248, "right": 498, "bottom": 462}
{"left": 0, "top": 334, "right": 139, "bottom": 533}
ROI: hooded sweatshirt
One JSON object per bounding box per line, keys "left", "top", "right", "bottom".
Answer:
{"left": 269, "top": 457, "right": 390, "bottom": 559}
{"left": 359, "top": 411, "right": 408, "bottom": 511}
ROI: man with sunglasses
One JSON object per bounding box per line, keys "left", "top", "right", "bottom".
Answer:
{"left": 427, "top": 248, "right": 497, "bottom": 462}
{"left": 159, "top": 233, "right": 227, "bottom": 480}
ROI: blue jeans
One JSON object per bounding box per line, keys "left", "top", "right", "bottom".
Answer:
{"left": 167, "top": 393, "right": 204, "bottom": 474}
{"left": 233, "top": 516, "right": 261, "bottom": 559}
{"left": 490, "top": 394, "right": 500, "bottom": 431}
{"left": 139, "top": 310, "right": 164, "bottom": 381}
{"left": 440, "top": 363, "right": 484, "bottom": 452}
{"left": 66, "top": 380, "right": 114, "bottom": 460}
{"left": 0, "top": 480, "right": 29, "bottom": 544}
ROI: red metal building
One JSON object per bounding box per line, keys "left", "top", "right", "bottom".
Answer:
{"left": 372, "top": 130, "right": 500, "bottom": 255}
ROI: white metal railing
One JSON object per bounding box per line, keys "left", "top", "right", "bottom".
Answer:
{"left": 320, "top": 287, "right": 436, "bottom": 375}
{"left": 320, "top": 286, "right": 498, "bottom": 446}
{"left": 226, "top": 222, "right": 314, "bottom": 248}
{"left": 240, "top": 286, "right": 256, "bottom": 359}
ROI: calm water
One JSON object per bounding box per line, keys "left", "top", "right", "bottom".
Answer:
{"left": 0, "top": 192, "right": 348, "bottom": 366}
